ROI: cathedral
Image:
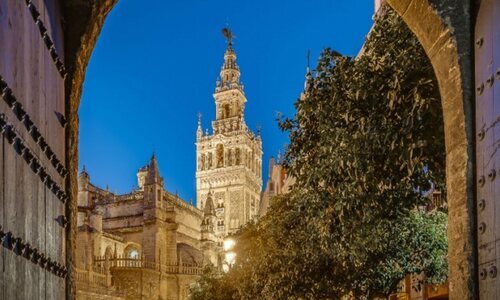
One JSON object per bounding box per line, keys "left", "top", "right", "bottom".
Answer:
{"left": 74, "top": 30, "right": 263, "bottom": 300}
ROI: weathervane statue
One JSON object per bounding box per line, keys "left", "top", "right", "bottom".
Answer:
{"left": 222, "top": 27, "right": 233, "bottom": 44}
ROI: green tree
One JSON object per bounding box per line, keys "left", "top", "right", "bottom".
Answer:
{"left": 191, "top": 6, "right": 448, "bottom": 299}
{"left": 190, "top": 265, "right": 238, "bottom": 300}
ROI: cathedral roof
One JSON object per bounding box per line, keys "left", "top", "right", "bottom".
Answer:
{"left": 177, "top": 243, "right": 204, "bottom": 266}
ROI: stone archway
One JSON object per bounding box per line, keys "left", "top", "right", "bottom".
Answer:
{"left": 385, "top": 0, "right": 476, "bottom": 298}
{"left": 63, "top": 0, "right": 479, "bottom": 298}
{"left": 63, "top": 1, "right": 118, "bottom": 298}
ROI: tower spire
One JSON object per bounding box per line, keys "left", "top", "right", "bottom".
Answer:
{"left": 304, "top": 49, "right": 312, "bottom": 90}
{"left": 145, "top": 152, "right": 162, "bottom": 185}
{"left": 301, "top": 50, "right": 313, "bottom": 101}
{"left": 197, "top": 112, "right": 203, "bottom": 139}
{"left": 218, "top": 27, "right": 241, "bottom": 90}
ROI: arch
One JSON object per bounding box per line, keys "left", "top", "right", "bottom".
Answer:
{"left": 247, "top": 151, "right": 252, "bottom": 168}
{"left": 200, "top": 153, "right": 206, "bottom": 170}
{"left": 104, "top": 246, "right": 113, "bottom": 259}
{"left": 227, "top": 148, "right": 233, "bottom": 166}
{"left": 235, "top": 148, "right": 241, "bottom": 165}
{"left": 216, "top": 144, "right": 225, "bottom": 168}
{"left": 385, "top": 1, "right": 475, "bottom": 298}
{"left": 124, "top": 244, "right": 141, "bottom": 259}
{"left": 63, "top": 0, "right": 118, "bottom": 297}
{"left": 251, "top": 152, "right": 256, "bottom": 172}
{"left": 208, "top": 152, "right": 213, "bottom": 169}
{"left": 103, "top": 246, "right": 113, "bottom": 273}
{"left": 222, "top": 103, "right": 231, "bottom": 118}
{"left": 62, "top": 1, "right": 477, "bottom": 298}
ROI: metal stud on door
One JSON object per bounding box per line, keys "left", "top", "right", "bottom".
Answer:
{"left": 475, "top": 0, "right": 500, "bottom": 297}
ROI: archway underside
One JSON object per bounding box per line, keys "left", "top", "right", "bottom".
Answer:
{"left": 386, "top": 0, "right": 476, "bottom": 298}
{"left": 64, "top": 0, "right": 118, "bottom": 299}
{"left": 64, "top": 0, "right": 477, "bottom": 298}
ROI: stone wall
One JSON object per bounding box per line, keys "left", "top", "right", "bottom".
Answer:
{"left": 111, "top": 268, "right": 161, "bottom": 300}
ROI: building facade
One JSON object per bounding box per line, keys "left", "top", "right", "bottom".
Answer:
{"left": 75, "top": 155, "right": 219, "bottom": 300}
{"left": 196, "top": 33, "right": 263, "bottom": 238}
{"left": 260, "top": 155, "right": 295, "bottom": 216}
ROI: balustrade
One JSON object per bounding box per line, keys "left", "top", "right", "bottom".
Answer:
{"left": 93, "top": 255, "right": 203, "bottom": 275}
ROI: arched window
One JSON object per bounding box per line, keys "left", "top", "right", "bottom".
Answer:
{"left": 227, "top": 149, "right": 233, "bottom": 166}
{"left": 251, "top": 153, "right": 255, "bottom": 172}
{"left": 128, "top": 250, "right": 139, "bottom": 259}
{"left": 208, "top": 153, "right": 213, "bottom": 169}
{"left": 235, "top": 148, "right": 241, "bottom": 165}
{"left": 125, "top": 248, "right": 140, "bottom": 267}
{"left": 200, "top": 154, "right": 206, "bottom": 170}
{"left": 216, "top": 144, "right": 224, "bottom": 168}
{"left": 247, "top": 151, "right": 251, "bottom": 168}
{"left": 124, "top": 245, "right": 141, "bottom": 261}
{"left": 104, "top": 246, "right": 113, "bottom": 259}
{"left": 103, "top": 246, "right": 113, "bottom": 273}
{"left": 222, "top": 104, "right": 230, "bottom": 118}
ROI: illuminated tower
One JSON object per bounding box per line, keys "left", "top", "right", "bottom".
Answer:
{"left": 196, "top": 28, "right": 263, "bottom": 238}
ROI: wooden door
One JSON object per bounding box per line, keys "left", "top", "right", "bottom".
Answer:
{"left": 0, "top": 0, "right": 67, "bottom": 298}
{"left": 475, "top": 0, "right": 500, "bottom": 298}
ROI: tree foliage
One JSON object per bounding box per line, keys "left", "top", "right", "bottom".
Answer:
{"left": 191, "top": 7, "right": 447, "bottom": 300}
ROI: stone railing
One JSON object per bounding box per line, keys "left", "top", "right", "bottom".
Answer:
{"left": 114, "top": 192, "right": 143, "bottom": 202}
{"left": 75, "top": 268, "right": 126, "bottom": 298}
{"left": 75, "top": 268, "right": 108, "bottom": 287}
{"left": 94, "top": 256, "right": 203, "bottom": 276}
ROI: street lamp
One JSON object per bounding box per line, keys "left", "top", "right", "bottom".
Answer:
{"left": 223, "top": 238, "right": 235, "bottom": 251}
{"left": 222, "top": 237, "right": 236, "bottom": 273}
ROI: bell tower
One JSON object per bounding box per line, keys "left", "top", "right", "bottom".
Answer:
{"left": 196, "top": 28, "right": 263, "bottom": 239}
{"left": 212, "top": 29, "right": 247, "bottom": 134}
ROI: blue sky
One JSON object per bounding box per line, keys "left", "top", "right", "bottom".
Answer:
{"left": 79, "top": 0, "right": 374, "bottom": 203}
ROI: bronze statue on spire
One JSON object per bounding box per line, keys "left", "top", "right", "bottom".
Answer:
{"left": 222, "top": 27, "right": 233, "bottom": 44}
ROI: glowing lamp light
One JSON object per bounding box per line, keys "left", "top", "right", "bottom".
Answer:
{"left": 223, "top": 238, "right": 235, "bottom": 251}
{"left": 225, "top": 251, "right": 236, "bottom": 265}
{"left": 222, "top": 238, "right": 236, "bottom": 273}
